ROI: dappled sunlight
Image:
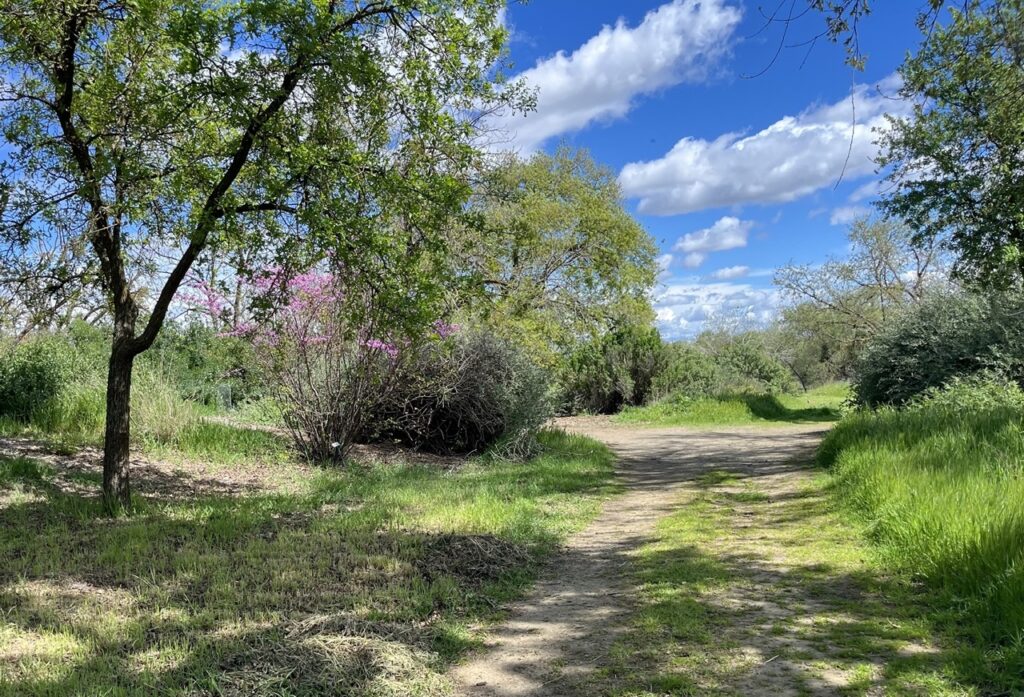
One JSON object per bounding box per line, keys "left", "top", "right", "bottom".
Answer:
{"left": 0, "top": 431, "right": 616, "bottom": 695}
{"left": 594, "top": 453, "right": 974, "bottom": 696}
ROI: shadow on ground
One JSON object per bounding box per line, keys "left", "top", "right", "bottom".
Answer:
{"left": 0, "top": 433, "right": 616, "bottom": 697}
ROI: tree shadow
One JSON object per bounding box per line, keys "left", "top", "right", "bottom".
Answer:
{"left": 0, "top": 438, "right": 614, "bottom": 696}
{"left": 727, "top": 393, "right": 841, "bottom": 424}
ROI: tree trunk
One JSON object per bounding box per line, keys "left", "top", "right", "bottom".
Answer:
{"left": 102, "top": 347, "right": 135, "bottom": 513}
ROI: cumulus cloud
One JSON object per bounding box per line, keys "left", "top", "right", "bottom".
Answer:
{"left": 673, "top": 216, "right": 752, "bottom": 267}
{"left": 829, "top": 205, "right": 872, "bottom": 226}
{"left": 708, "top": 265, "right": 749, "bottom": 280}
{"left": 619, "top": 77, "right": 910, "bottom": 215}
{"left": 654, "top": 280, "right": 780, "bottom": 338}
{"left": 493, "top": 0, "right": 741, "bottom": 152}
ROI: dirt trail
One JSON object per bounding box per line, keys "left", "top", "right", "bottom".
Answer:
{"left": 450, "top": 420, "right": 831, "bottom": 696}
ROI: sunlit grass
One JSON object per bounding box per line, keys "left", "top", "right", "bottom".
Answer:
{"left": 0, "top": 429, "right": 618, "bottom": 696}
{"left": 596, "top": 464, "right": 973, "bottom": 696}
{"left": 820, "top": 401, "right": 1024, "bottom": 692}
{"left": 616, "top": 382, "right": 849, "bottom": 427}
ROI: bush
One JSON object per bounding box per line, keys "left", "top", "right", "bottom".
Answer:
{"left": 559, "top": 324, "right": 664, "bottom": 414}
{"left": 705, "top": 333, "right": 795, "bottom": 394}
{"left": 366, "top": 331, "right": 552, "bottom": 459}
{"left": 650, "top": 343, "right": 722, "bottom": 401}
{"left": 853, "top": 290, "right": 1024, "bottom": 406}
{"left": 0, "top": 336, "right": 76, "bottom": 420}
{"left": 820, "top": 376, "right": 1024, "bottom": 688}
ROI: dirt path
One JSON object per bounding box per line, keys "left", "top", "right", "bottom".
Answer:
{"left": 450, "top": 420, "right": 833, "bottom": 696}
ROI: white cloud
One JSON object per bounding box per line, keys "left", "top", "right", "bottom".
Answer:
{"left": 682, "top": 252, "right": 706, "bottom": 268}
{"left": 493, "top": 0, "right": 741, "bottom": 152}
{"left": 708, "top": 265, "right": 749, "bottom": 280}
{"left": 848, "top": 179, "right": 883, "bottom": 202}
{"left": 654, "top": 280, "right": 780, "bottom": 339}
{"left": 672, "top": 216, "right": 752, "bottom": 267}
{"left": 619, "top": 77, "right": 910, "bottom": 215}
{"left": 829, "top": 205, "right": 872, "bottom": 226}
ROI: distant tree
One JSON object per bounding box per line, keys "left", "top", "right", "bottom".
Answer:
{"left": 460, "top": 147, "right": 658, "bottom": 364}
{"left": 877, "top": 0, "right": 1024, "bottom": 286}
{"left": 0, "top": 0, "right": 521, "bottom": 510}
{"left": 770, "top": 303, "right": 858, "bottom": 388}
{"left": 776, "top": 216, "right": 947, "bottom": 335}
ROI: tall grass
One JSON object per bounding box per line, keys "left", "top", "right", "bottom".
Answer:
{"left": 820, "top": 378, "right": 1024, "bottom": 689}
{"left": 0, "top": 365, "right": 290, "bottom": 465}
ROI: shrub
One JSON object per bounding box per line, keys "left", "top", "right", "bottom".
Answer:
{"left": 852, "top": 290, "right": 1024, "bottom": 406}
{"left": 710, "top": 334, "right": 795, "bottom": 394}
{"left": 650, "top": 343, "right": 722, "bottom": 401}
{"left": 366, "top": 331, "right": 552, "bottom": 459}
{"left": 0, "top": 336, "right": 76, "bottom": 420}
{"left": 559, "top": 324, "right": 664, "bottom": 414}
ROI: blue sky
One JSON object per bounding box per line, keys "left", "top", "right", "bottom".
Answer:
{"left": 495, "top": 0, "right": 926, "bottom": 338}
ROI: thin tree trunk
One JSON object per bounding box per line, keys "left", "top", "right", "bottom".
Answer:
{"left": 102, "top": 342, "right": 135, "bottom": 513}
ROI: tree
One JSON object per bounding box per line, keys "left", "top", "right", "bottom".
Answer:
{"left": 458, "top": 147, "right": 658, "bottom": 364}
{"left": 770, "top": 303, "right": 858, "bottom": 387}
{"left": 877, "top": 0, "right": 1024, "bottom": 285}
{"left": 0, "top": 0, "right": 520, "bottom": 510}
{"left": 775, "top": 216, "right": 947, "bottom": 350}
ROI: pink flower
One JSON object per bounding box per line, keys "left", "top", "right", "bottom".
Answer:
{"left": 433, "top": 319, "right": 460, "bottom": 339}
{"left": 361, "top": 338, "right": 399, "bottom": 359}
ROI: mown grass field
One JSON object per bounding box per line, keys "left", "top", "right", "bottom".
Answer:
{"left": 0, "top": 429, "right": 617, "bottom": 696}
{"left": 616, "top": 382, "right": 849, "bottom": 427}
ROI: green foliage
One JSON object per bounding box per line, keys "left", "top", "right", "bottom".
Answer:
{"left": 559, "top": 323, "right": 664, "bottom": 414}
{"left": 0, "top": 0, "right": 524, "bottom": 506}
{"left": 463, "top": 147, "right": 658, "bottom": 365}
{"left": 650, "top": 343, "right": 722, "bottom": 401}
{"left": 696, "top": 331, "right": 796, "bottom": 395}
{"left": 774, "top": 217, "right": 947, "bottom": 387}
{"left": 821, "top": 377, "right": 1024, "bottom": 690}
{"left": 852, "top": 290, "right": 1024, "bottom": 406}
{"left": 147, "top": 324, "right": 263, "bottom": 407}
{"left": 878, "top": 0, "right": 1024, "bottom": 285}
{"left": 0, "top": 336, "right": 75, "bottom": 420}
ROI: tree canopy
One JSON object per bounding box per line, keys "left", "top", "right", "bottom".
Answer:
{"left": 460, "top": 147, "right": 658, "bottom": 364}
{"left": 0, "top": 0, "right": 521, "bottom": 509}
{"left": 877, "top": 0, "right": 1024, "bottom": 285}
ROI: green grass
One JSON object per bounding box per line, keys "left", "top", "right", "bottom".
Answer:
{"left": 595, "top": 465, "right": 973, "bottom": 696}
{"left": 0, "top": 429, "right": 618, "bottom": 696}
{"left": 819, "top": 401, "right": 1024, "bottom": 693}
{"left": 616, "top": 382, "right": 849, "bottom": 427}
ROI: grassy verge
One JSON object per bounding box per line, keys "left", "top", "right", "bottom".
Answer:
{"left": 819, "top": 400, "right": 1024, "bottom": 693}
{"left": 596, "top": 465, "right": 972, "bottom": 696}
{"left": 615, "top": 382, "right": 848, "bottom": 427}
{"left": 0, "top": 429, "right": 617, "bottom": 696}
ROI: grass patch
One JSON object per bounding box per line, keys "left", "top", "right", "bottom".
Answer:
{"left": 597, "top": 465, "right": 973, "bottom": 696}
{"left": 616, "top": 382, "right": 848, "bottom": 427}
{"left": 0, "top": 429, "right": 617, "bottom": 696}
{"left": 820, "top": 401, "right": 1024, "bottom": 693}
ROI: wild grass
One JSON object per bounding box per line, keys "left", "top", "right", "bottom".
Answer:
{"left": 820, "top": 389, "right": 1024, "bottom": 693}
{"left": 0, "top": 368, "right": 291, "bottom": 467}
{"left": 0, "top": 429, "right": 617, "bottom": 696}
{"left": 596, "top": 465, "right": 970, "bottom": 695}
{"left": 616, "top": 382, "right": 848, "bottom": 427}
